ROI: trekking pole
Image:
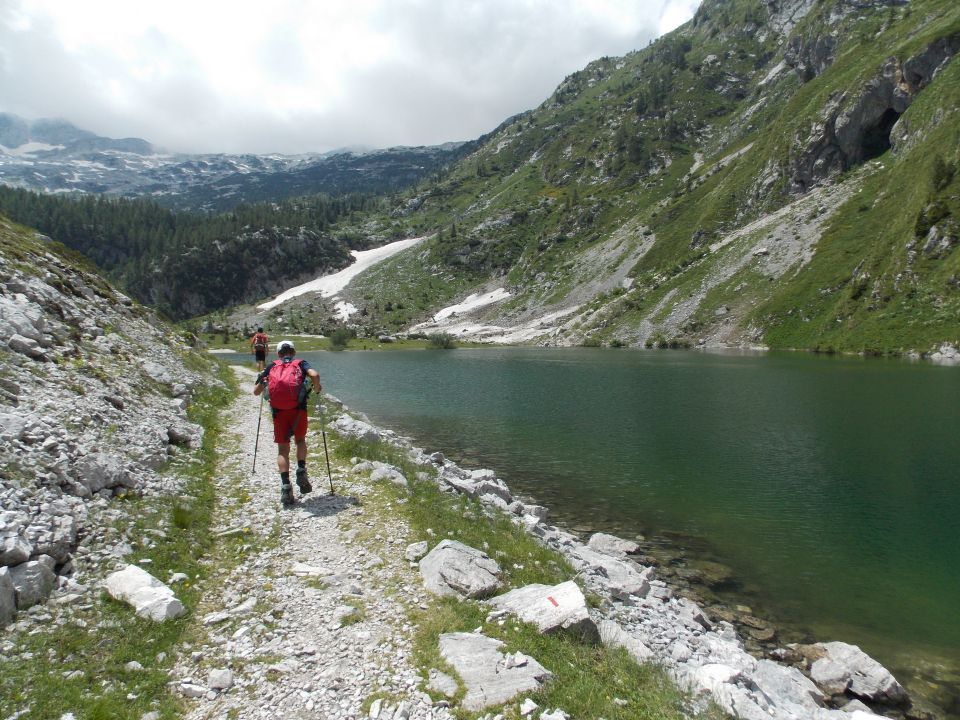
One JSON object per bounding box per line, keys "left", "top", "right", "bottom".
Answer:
{"left": 252, "top": 388, "right": 265, "bottom": 474}
{"left": 318, "top": 397, "right": 335, "bottom": 495}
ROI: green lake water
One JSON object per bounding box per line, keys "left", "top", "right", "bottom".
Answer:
{"left": 238, "top": 347, "right": 960, "bottom": 714}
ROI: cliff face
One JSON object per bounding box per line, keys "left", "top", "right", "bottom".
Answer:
{"left": 0, "top": 216, "right": 219, "bottom": 626}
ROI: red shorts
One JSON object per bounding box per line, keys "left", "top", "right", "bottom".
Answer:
{"left": 272, "top": 408, "right": 307, "bottom": 444}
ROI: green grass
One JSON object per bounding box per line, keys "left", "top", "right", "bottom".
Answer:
{"left": 0, "top": 364, "right": 237, "bottom": 720}
{"left": 330, "top": 433, "right": 727, "bottom": 720}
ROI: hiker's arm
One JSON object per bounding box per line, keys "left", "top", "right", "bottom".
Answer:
{"left": 253, "top": 371, "right": 267, "bottom": 395}
{"left": 306, "top": 368, "right": 322, "bottom": 394}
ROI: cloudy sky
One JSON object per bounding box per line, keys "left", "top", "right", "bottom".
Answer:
{"left": 0, "top": 0, "right": 700, "bottom": 155}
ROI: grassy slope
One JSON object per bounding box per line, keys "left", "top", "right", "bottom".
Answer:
{"left": 332, "top": 0, "right": 959, "bottom": 355}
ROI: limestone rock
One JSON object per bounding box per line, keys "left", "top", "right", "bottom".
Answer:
{"left": 587, "top": 532, "right": 640, "bottom": 557}
{"left": 74, "top": 452, "right": 135, "bottom": 494}
{"left": 369, "top": 462, "right": 409, "bottom": 490}
{"left": 565, "top": 544, "right": 653, "bottom": 601}
{"left": 0, "top": 534, "right": 33, "bottom": 566}
{"left": 419, "top": 540, "right": 501, "bottom": 599}
{"left": 0, "top": 567, "right": 16, "bottom": 626}
{"left": 103, "top": 564, "right": 185, "bottom": 621}
{"left": 332, "top": 416, "right": 381, "bottom": 443}
{"left": 426, "top": 668, "right": 458, "bottom": 698}
{"left": 438, "top": 632, "right": 552, "bottom": 711}
{"left": 8, "top": 333, "right": 47, "bottom": 360}
{"left": 405, "top": 541, "right": 429, "bottom": 562}
{"left": 487, "top": 581, "right": 598, "bottom": 642}
{"left": 810, "top": 641, "right": 908, "bottom": 705}
{"left": 752, "top": 658, "right": 826, "bottom": 710}
{"left": 597, "top": 619, "right": 654, "bottom": 663}
{"left": 9, "top": 559, "right": 57, "bottom": 610}
{"left": 208, "top": 668, "right": 234, "bottom": 690}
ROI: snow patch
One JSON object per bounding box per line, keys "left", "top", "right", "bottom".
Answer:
{"left": 433, "top": 288, "right": 511, "bottom": 321}
{"left": 0, "top": 142, "right": 65, "bottom": 156}
{"left": 334, "top": 301, "right": 358, "bottom": 321}
{"left": 258, "top": 236, "right": 426, "bottom": 311}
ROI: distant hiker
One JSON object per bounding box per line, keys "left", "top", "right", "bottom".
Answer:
{"left": 250, "top": 327, "right": 269, "bottom": 371}
{"left": 253, "top": 340, "right": 322, "bottom": 507}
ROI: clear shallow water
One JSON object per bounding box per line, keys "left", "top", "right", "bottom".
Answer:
{"left": 236, "top": 347, "right": 960, "bottom": 712}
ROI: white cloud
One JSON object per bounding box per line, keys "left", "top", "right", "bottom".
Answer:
{"left": 0, "top": 0, "right": 701, "bottom": 154}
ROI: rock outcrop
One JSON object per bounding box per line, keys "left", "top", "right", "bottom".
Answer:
{"left": 0, "top": 220, "right": 217, "bottom": 627}
{"left": 785, "top": 35, "right": 960, "bottom": 193}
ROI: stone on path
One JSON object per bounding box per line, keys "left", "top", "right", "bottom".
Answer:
{"left": 207, "top": 668, "right": 234, "bottom": 691}
{"left": 405, "top": 540, "right": 429, "bottom": 562}
{"left": 419, "top": 540, "right": 501, "bottom": 599}
{"left": 438, "top": 632, "right": 552, "bottom": 711}
{"left": 487, "top": 581, "right": 598, "bottom": 642}
{"left": 290, "top": 561, "right": 332, "bottom": 577}
{"left": 809, "top": 641, "right": 908, "bottom": 705}
{"left": 103, "top": 564, "right": 185, "bottom": 621}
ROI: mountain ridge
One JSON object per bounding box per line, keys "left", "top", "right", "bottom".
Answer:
{"left": 0, "top": 112, "right": 474, "bottom": 213}
{"left": 286, "top": 0, "right": 959, "bottom": 357}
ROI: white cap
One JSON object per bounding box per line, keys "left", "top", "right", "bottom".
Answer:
{"left": 276, "top": 340, "right": 295, "bottom": 353}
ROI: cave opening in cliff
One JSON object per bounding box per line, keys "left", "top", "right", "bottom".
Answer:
{"left": 861, "top": 108, "right": 901, "bottom": 161}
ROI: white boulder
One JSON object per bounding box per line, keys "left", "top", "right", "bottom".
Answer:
{"left": 488, "top": 581, "right": 598, "bottom": 642}
{"left": 103, "top": 564, "right": 185, "bottom": 621}
{"left": 419, "top": 540, "right": 501, "bottom": 599}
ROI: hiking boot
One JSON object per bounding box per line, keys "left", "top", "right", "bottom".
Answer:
{"left": 296, "top": 467, "right": 312, "bottom": 495}
{"left": 280, "top": 482, "right": 295, "bottom": 507}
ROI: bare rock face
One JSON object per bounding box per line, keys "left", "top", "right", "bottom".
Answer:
{"left": 783, "top": 35, "right": 960, "bottom": 194}
{"left": 438, "top": 632, "right": 552, "bottom": 711}
{"left": 419, "top": 540, "right": 502, "bottom": 599}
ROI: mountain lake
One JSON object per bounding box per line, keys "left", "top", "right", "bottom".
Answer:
{"left": 229, "top": 346, "right": 960, "bottom": 717}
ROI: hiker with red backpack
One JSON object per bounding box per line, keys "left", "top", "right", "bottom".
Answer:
{"left": 253, "top": 340, "right": 322, "bottom": 507}
{"left": 250, "top": 327, "right": 269, "bottom": 371}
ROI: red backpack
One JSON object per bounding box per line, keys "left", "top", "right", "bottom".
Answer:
{"left": 267, "top": 359, "right": 304, "bottom": 410}
{"left": 253, "top": 333, "right": 268, "bottom": 350}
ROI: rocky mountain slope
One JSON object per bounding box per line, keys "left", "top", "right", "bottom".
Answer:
{"left": 0, "top": 112, "right": 469, "bottom": 213}
{"left": 0, "top": 214, "right": 218, "bottom": 630}
{"left": 303, "top": 0, "right": 959, "bottom": 356}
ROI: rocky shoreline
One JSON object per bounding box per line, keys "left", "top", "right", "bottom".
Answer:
{"left": 326, "top": 406, "right": 925, "bottom": 720}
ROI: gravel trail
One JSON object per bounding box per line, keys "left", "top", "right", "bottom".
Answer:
{"left": 175, "top": 367, "right": 452, "bottom": 720}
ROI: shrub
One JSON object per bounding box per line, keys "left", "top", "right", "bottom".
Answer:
{"left": 428, "top": 332, "right": 456, "bottom": 349}
{"left": 329, "top": 328, "right": 353, "bottom": 350}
